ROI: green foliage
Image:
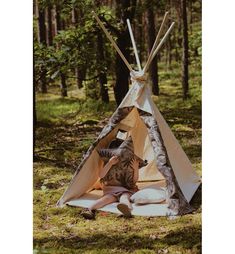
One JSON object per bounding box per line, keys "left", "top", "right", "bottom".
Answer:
{"left": 34, "top": 43, "right": 55, "bottom": 86}
{"left": 34, "top": 0, "right": 118, "bottom": 93}
{"left": 54, "top": 29, "right": 90, "bottom": 74}
{"left": 83, "top": 80, "right": 99, "bottom": 99}
{"left": 189, "top": 23, "right": 202, "bottom": 68}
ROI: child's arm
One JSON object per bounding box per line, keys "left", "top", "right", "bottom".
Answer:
{"left": 132, "top": 159, "right": 140, "bottom": 183}
{"left": 99, "top": 156, "right": 119, "bottom": 178}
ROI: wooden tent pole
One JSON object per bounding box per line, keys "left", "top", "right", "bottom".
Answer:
{"left": 145, "top": 22, "right": 175, "bottom": 73}
{"left": 92, "top": 11, "right": 133, "bottom": 72}
{"left": 127, "top": 19, "right": 142, "bottom": 72}
{"left": 143, "top": 12, "right": 169, "bottom": 73}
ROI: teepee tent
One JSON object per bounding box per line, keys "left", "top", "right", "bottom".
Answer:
{"left": 57, "top": 12, "right": 201, "bottom": 216}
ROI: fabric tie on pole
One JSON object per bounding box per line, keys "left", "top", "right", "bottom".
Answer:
{"left": 130, "top": 71, "right": 147, "bottom": 101}
{"left": 130, "top": 70, "right": 147, "bottom": 83}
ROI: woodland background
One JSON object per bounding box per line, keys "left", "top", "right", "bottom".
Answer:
{"left": 33, "top": 0, "right": 202, "bottom": 253}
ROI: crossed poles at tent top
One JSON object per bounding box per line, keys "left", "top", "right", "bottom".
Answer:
{"left": 92, "top": 11, "right": 175, "bottom": 76}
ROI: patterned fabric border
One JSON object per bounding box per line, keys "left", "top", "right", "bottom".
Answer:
{"left": 138, "top": 108, "right": 194, "bottom": 215}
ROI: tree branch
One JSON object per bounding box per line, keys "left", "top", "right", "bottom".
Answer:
{"left": 98, "top": 13, "right": 121, "bottom": 36}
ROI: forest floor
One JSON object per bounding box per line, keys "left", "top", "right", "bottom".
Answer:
{"left": 33, "top": 62, "right": 202, "bottom": 254}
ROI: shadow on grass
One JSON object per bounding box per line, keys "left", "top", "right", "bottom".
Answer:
{"left": 34, "top": 225, "right": 201, "bottom": 253}
{"left": 184, "top": 144, "right": 202, "bottom": 162}
{"left": 33, "top": 155, "right": 75, "bottom": 171}
{"left": 162, "top": 226, "right": 201, "bottom": 250}
{"left": 34, "top": 120, "right": 102, "bottom": 171}
{"left": 163, "top": 104, "right": 201, "bottom": 129}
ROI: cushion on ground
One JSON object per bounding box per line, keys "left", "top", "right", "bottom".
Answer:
{"left": 130, "top": 187, "right": 166, "bottom": 205}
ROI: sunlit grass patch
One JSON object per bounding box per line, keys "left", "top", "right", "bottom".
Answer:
{"left": 36, "top": 95, "right": 115, "bottom": 125}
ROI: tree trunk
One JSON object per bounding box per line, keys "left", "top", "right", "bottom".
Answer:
{"left": 33, "top": 57, "right": 37, "bottom": 160}
{"left": 165, "top": 0, "right": 172, "bottom": 69}
{"left": 71, "top": 6, "right": 85, "bottom": 89}
{"left": 34, "top": 0, "right": 40, "bottom": 42}
{"left": 75, "top": 68, "right": 85, "bottom": 89}
{"left": 52, "top": 5, "right": 58, "bottom": 36}
{"left": 114, "top": 32, "right": 130, "bottom": 105}
{"left": 181, "top": 0, "right": 189, "bottom": 99}
{"left": 55, "top": 5, "right": 61, "bottom": 32}
{"left": 146, "top": 2, "right": 159, "bottom": 95}
{"left": 166, "top": 19, "right": 172, "bottom": 70}
{"left": 114, "top": 0, "right": 136, "bottom": 106}
{"left": 97, "top": 33, "right": 109, "bottom": 103}
{"left": 135, "top": 0, "right": 144, "bottom": 63}
{"left": 167, "top": 39, "right": 172, "bottom": 70}
{"left": 142, "top": 12, "right": 148, "bottom": 64}
{"left": 40, "top": 68, "right": 47, "bottom": 93}
{"left": 60, "top": 73, "right": 68, "bottom": 97}
{"left": 61, "top": 19, "right": 66, "bottom": 30}
{"left": 71, "top": 7, "right": 78, "bottom": 26}
{"left": 38, "top": 4, "right": 48, "bottom": 93}
{"left": 99, "top": 72, "right": 109, "bottom": 103}
{"left": 38, "top": 8, "right": 46, "bottom": 44}
{"left": 173, "top": 28, "right": 180, "bottom": 62}
{"left": 54, "top": 6, "right": 67, "bottom": 97}
{"left": 189, "top": 0, "right": 193, "bottom": 34}
{"left": 175, "top": 3, "right": 182, "bottom": 51}
{"left": 45, "top": 5, "right": 53, "bottom": 46}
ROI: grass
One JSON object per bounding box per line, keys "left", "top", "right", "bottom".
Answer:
{"left": 36, "top": 95, "right": 116, "bottom": 125}
{"left": 34, "top": 55, "right": 201, "bottom": 253}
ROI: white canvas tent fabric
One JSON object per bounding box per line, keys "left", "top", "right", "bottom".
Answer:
{"left": 57, "top": 12, "right": 201, "bottom": 216}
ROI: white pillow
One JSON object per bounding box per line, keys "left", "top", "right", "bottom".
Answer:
{"left": 130, "top": 187, "right": 166, "bottom": 205}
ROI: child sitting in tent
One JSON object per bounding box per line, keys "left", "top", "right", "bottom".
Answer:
{"left": 81, "top": 131, "right": 144, "bottom": 219}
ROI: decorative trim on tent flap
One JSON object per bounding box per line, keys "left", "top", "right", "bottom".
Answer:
{"left": 138, "top": 109, "right": 194, "bottom": 215}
